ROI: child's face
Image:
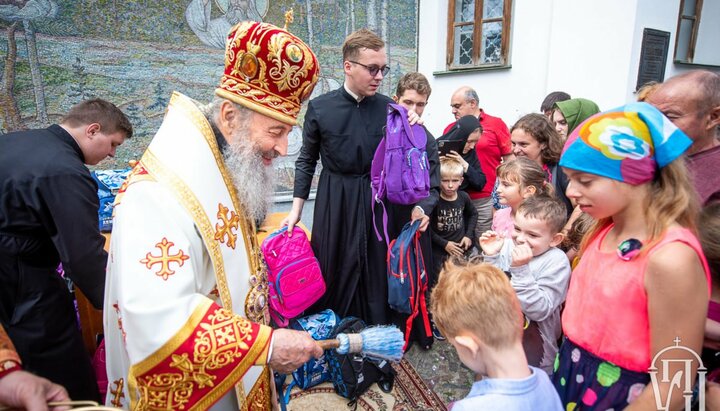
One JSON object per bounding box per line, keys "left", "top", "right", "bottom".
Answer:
{"left": 440, "top": 174, "right": 463, "bottom": 197}
{"left": 564, "top": 169, "right": 634, "bottom": 220}
{"left": 496, "top": 178, "right": 533, "bottom": 209}
{"left": 511, "top": 211, "right": 562, "bottom": 256}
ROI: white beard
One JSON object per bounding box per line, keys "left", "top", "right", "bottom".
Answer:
{"left": 223, "top": 134, "right": 275, "bottom": 224}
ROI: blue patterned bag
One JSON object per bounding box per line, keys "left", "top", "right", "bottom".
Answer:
{"left": 91, "top": 168, "right": 131, "bottom": 232}
{"left": 289, "top": 309, "right": 339, "bottom": 389}
{"left": 277, "top": 309, "right": 340, "bottom": 410}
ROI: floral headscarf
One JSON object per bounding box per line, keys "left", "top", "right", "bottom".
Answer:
{"left": 559, "top": 102, "right": 692, "bottom": 185}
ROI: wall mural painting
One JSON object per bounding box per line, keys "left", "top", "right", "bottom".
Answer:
{"left": 0, "top": 0, "right": 419, "bottom": 196}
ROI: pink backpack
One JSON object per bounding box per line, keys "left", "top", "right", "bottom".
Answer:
{"left": 261, "top": 226, "right": 325, "bottom": 326}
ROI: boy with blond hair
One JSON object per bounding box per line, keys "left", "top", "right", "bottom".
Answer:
{"left": 429, "top": 156, "right": 477, "bottom": 340}
{"left": 430, "top": 157, "right": 478, "bottom": 266}
{"left": 430, "top": 260, "right": 562, "bottom": 410}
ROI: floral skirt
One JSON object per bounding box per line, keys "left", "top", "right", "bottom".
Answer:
{"left": 552, "top": 339, "right": 650, "bottom": 410}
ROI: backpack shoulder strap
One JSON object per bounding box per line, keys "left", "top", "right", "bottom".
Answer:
{"left": 371, "top": 130, "right": 389, "bottom": 243}
{"left": 389, "top": 103, "right": 424, "bottom": 149}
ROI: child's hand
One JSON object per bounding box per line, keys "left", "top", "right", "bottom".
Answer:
{"left": 511, "top": 243, "right": 533, "bottom": 267}
{"left": 445, "top": 241, "right": 465, "bottom": 257}
{"left": 479, "top": 230, "right": 503, "bottom": 256}
{"left": 459, "top": 236, "right": 472, "bottom": 250}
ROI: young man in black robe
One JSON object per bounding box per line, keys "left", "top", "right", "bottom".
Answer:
{"left": 284, "top": 30, "right": 428, "bottom": 329}
{"left": 0, "top": 99, "right": 132, "bottom": 401}
{"left": 386, "top": 72, "right": 441, "bottom": 348}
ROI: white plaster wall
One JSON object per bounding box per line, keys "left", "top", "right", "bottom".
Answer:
{"left": 544, "top": 0, "right": 638, "bottom": 112}
{"left": 627, "top": 0, "right": 719, "bottom": 102}
{"left": 416, "top": 0, "right": 719, "bottom": 136}
{"left": 629, "top": 0, "right": 681, "bottom": 102}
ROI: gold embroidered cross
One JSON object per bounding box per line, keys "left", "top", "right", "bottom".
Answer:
{"left": 214, "top": 203, "right": 240, "bottom": 249}
{"left": 140, "top": 238, "right": 189, "bottom": 281}
{"left": 110, "top": 379, "right": 125, "bottom": 408}
{"left": 214, "top": 325, "right": 237, "bottom": 346}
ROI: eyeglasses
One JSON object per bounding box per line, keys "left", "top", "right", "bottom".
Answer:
{"left": 348, "top": 60, "right": 390, "bottom": 77}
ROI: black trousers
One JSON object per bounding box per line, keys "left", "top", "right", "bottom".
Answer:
{"left": 0, "top": 255, "right": 100, "bottom": 402}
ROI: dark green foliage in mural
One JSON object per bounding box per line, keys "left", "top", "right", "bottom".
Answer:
{"left": 146, "top": 82, "right": 167, "bottom": 112}
{"left": 123, "top": 101, "right": 144, "bottom": 136}
{"left": 68, "top": 57, "right": 93, "bottom": 105}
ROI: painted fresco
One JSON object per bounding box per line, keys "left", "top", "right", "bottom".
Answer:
{"left": 0, "top": 0, "right": 418, "bottom": 195}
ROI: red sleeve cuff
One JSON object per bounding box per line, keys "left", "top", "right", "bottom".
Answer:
{"left": 0, "top": 360, "right": 22, "bottom": 379}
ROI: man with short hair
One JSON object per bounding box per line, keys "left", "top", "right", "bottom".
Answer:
{"left": 104, "top": 21, "right": 323, "bottom": 409}
{"left": 443, "top": 86, "right": 513, "bottom": 237}
{"left": 647, "top": 70, "right": 720, "bottom": 205}
{"left": 285, "top": 29, "right": 423, "bottom": 327}
{"left": 390, "top": 72, "right": 441, "bottom": 346}
{"left": 392, "top": 72, "right": 440, "bottom": 230}
{"left": 0, "top": 98, "right": 132, "bottom": 401}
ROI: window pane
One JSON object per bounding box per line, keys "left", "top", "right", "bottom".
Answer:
{"left": 483, "top": 0, "right": 504, "bottom": 19}
{"left": 480, "top": 21, "right": 502, "bottom": 64}
{"left": 682, "top": 0, "right": 696, "bottom": 16}
{"left": 675, "top": 18, "right": 693, "bottom": 61}
{"left": 455, "top": 0, "right": 475, "bottom": 23}
{"left": 454, "top": 25, "right": 475, "bottom": 65}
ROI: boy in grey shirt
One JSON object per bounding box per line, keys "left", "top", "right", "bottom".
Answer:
{"left": 480, "top": 195, "right": 571, "bottom": 373}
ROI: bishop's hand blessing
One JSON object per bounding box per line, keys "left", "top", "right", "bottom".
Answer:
{"left": 269, "top": 329, "right": 323, "bottom": 374}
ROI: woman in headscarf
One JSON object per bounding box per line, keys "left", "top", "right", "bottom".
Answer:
{"left": 437, "top": 115, "right": 487, "bottom": 193}
{"left": 551, "top": 98, "right": 600, "bottom": 141}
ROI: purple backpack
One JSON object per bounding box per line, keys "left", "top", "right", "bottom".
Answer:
{"left": 371, "top": 103, "right": 430, "bottom": 242}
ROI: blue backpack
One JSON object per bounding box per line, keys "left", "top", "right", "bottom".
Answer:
{"left": 371, "top": 103, "right": 430, "bottom": 242}
{"left": 387, "top": 220, "right": 431, "bottom": 349}
{"left": 289, "top": 309, "right": 339, "bottom": 389}
{"left": 277, "top": 309, "right": 339, "bottom": 410}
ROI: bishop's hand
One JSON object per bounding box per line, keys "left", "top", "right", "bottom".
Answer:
{"left": 268, "top": 329, "right": 323, "bottom": 374}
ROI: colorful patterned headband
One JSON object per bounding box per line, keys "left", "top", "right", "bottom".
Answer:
{"left": 558, "top": 102, "right": 692, "bottom": 185}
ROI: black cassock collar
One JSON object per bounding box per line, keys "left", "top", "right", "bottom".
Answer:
{"left": 47, "top": 124, "right": 85, "bottom": 163}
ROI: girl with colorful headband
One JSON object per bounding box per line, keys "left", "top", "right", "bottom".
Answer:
{"left": 552, "top": 102, "right": 711, "bottom": 410}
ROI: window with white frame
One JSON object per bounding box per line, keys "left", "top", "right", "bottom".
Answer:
{"left": 446, "top": 0, "right": 512, "bottom": 69}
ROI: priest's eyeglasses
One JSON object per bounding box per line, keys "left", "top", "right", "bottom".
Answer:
{"left": 349, "top": 60, "right": 390, "bottom": 77}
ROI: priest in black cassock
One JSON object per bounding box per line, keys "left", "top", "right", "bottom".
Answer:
{"left": 0, "top": 99, "right": 132, "bottom": 401}
{"left": 283, "top": 29, "right": 430, "bottom": 332}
